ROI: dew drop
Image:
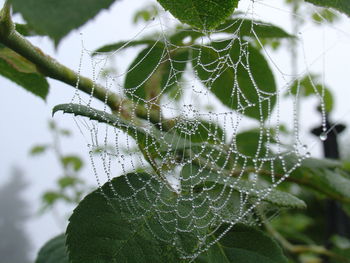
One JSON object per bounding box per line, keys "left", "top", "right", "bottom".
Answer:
{"left": 320, "top": 132, "right": 327, "bottom": 141}
{"left": 305, "top": 152, "right": 311, "bottom": 158}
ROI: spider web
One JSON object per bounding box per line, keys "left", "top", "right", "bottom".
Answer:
{"left": 58, "top": 0, "right": 350, "bottom": 260}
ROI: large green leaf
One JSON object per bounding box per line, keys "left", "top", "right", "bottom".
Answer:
{"left": 35, "top": 234, "right": 69, "bottom": 263}
{"left": 66, "top": 173, "right": 183, "bottom": 263}
{"left": 0, "top": 46, "right": 49, "bottom": 100}
{"left": 67, "top": 172, "right": 244, "bottom": 262}
{"left": 196, "top": 224, "right": 288, "bottom": 263}
{"left": 192, "top": 40, "right": 276, "bottom": 120}
{"left": 306, "top": 0, "right": 350, "bottom": 18}
{"left": 157, "top": 0, "right": 239, "bottom": 30}
{"left": 9, "top": 0, "right": 116, "bottom": 45}
{"left": 125, "top": 44, "right": 189, "bottom": 102}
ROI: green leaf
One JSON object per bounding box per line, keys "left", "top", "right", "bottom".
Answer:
{"left": 29, "top": 145, "right": 48, "bottom": 156}
{"left": 35, "top": 234, "right": 69, "bottom": 263}
{"left": 280, "top": 157, "right": 350, "bottom": 203}
{"left": 93, "top": 39, "right": 158, "bottom": 55}
{"left": 10, "top": 0, "right": 116, "bottom": 45}
{"left": 197, "top": 224, "right": 288, "bottom": 263}
{"left": 216, "top": 18, "right": 293, "bottom": 39}
{"left": 193, "top": 40, "right": 276, "bottom": 120}
{"left": 66, "top": 173, "right": 186, "bottom": 262}
{"left": 52, "top": 103, "right": 166, "bottom": 161}
{"left": 157, "top": 0, "right": 239, "bottom": 30}
{"left": 61, "top": 155, "right": 84, "bottom": 171}
{"left": 186, "top": 165, "right": 306, "bottom": 209}
{"left": 124, "top": 44, "right": 189, "bottom": 102}
{"left": 174, "top": 120, "right": 225, "bottom": 144}
{"left": 306, "top": 0, "right": 350, "bottom": 18}
{"left": 236, "top": 128, "right": 276, "bottom": 157}
{"left": 58, "top": 176, "right": 82, "bottom": 189}
{"left": 0, "top": 46, "right": 49, "bottom": 100}
{"left": 42, "top": 191, "right": 64, "bottom": 205}
{"left": 287, "top": 74, "right": 334, "bottom": 112}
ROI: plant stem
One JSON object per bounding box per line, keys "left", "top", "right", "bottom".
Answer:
{"left": 263, "top": 215, "right": 348, "bottom": 262}
{"left": 0, "top": 3, "right": 167, "bottom": 128}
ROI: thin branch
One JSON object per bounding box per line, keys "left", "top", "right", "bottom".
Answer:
{"left": 263, "top": 219, "right": 348, "bottom": 262}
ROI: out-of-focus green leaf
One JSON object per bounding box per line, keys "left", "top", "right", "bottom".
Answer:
{"left": 133, "top": 5, "right": 158, "bottom": 24}
{"left": 15, "top": 23, "right": 46, "bottom": 37}
{"left": 93, "top": 39, "right": 158, "bottom": 55}
{"left": 10, "top": 0, "right": 116, "bottom": 45}
{"left": 58, "top": 176, "right": 82, "bottom": 189}
{"left": 235, "top": 128, "right": 276, "bottom": 157}
{"left": 330, "top": 236, "right": 350, "bottom": 263}
{"left": 30, "top": 145, "right": 48, "bottom": 156}
{"left": 197, "top": 224, "right": 288, "bottom": 263}
{"left": 281, "top": 157, "right": 350, "bottom": 203}
{"left": 157, "top": 0, "right": 239, "bottom": 30}
{"left": 216, "top": 18, "right": 293, "bottom": 39}
{"left": 124, "top": 44, "right": 189, "bottom": 102}
{"left": 42, "top": 191, "right": 64, "bottom": 205}
{"left": 306, "top": 0, "right": 350, "bottom": 18}
{"left": 61, "top": 156, "right": 83, "bottom": 172}
{"left": 35, "top": 234, "right": 69, "bottom": 263}
{"left": 193, "top": 40, "right": 276, "bottom": 120}
{"left": 287, "top": 74, "right": 334, "bottom": 112}
{"left": 312, "top": 8, "right": 340, "bottom": 24}
{"left": 174, "top": 120, "right": 225, "bottom": 144}
{"left": 0, "top": 46, "right": 49, "bottom": 100}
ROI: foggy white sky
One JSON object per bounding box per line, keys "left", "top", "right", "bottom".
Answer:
{"left": 1, "top": 0, "right": 350, "bottom": 259}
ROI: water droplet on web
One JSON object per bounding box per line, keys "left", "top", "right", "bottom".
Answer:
{"left": 305, "top": 152, "right": 311, "bottom": 158}
{"left": 320, "top": 132, "right": 327, "bottom": 141}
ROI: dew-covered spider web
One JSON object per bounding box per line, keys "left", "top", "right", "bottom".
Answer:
{"left": 56, "top": 0, "right": 350, "bottom": 260}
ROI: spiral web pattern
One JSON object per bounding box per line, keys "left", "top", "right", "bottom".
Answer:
{"left": 62, "top": 0, "right": 344, "bottom": 260}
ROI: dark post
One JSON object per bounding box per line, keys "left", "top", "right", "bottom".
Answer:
{"left": 311, "top": 113, "right": 350, "bottom": 261}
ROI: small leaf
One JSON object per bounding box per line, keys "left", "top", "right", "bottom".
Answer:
{"left": 193, "top": 41, "right": 276, "bottom": 120}
{"left": 197, "top": 224, "right": 288, "bottom": 263}
{"left": 42, "top": 191, "right": 63, "bottom": 205}
{"left": 306, "top": 0, "right": 350, "bottom": 18}
{"left": 93, "top": 39, "right": 158, "bottom": 55}
{"left": 35, "top": 234, "right": 69, "bottom": 263}
{"left": 0, "top": 46, "right": 49, "bottom": 100}
{"left": 157, "top": 0, "right": 239, "bottom": 30}
{"left": 287, "top": 74, "right": 334, "bottom": 112}
{"left": 30, "top": 145, "right": 48, "bottom": 156}
{"left": 61, "top": 156, "right": 83, "bottom": 171}
{"left": 58, "top": 176, "right": 82, "bottom": 189}
{"left": 10, "top": 0, "right": 116, "bottom": 45}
